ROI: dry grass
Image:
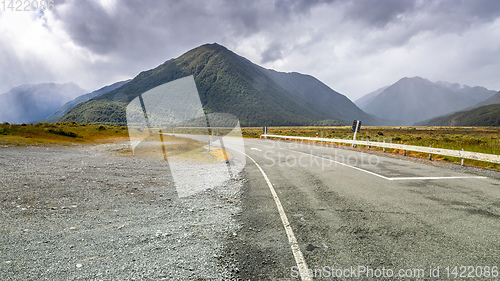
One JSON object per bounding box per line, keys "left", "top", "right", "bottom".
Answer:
{"left": 0, "top": 122, "right": 129, "bottom": 146}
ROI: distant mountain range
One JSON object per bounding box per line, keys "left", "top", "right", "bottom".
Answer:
{"left": 60, "top": 43, "right": 380, "bottom": 126}
{"left": 3, "top": 44, "right": 497, "bottom": 127}
{"left": 0, "top": 83, "right": 86, "bottom": 124}
{"left": 355, "top": 77, "right": 496, "bottom": 125}
{"left": 39, "top": 80, "right": 130, "bottom": 123}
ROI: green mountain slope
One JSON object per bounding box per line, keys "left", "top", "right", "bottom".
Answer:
{"left": 61, "top": 43, "right": 378, "bottom": 126}
{"left": 421, "top": 104, "right": 500, "bottom": 126}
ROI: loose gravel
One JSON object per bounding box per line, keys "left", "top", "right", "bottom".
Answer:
{"left": 0, "top": 143, "right": 242, "bottom": 280}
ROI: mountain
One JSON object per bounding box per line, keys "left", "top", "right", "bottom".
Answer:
{"left": 357, "top": 77, "right": 495, "bottom": 125}
{"left": 419, "top": 104, "right": 500, "bottom": 126}
{"left": 0, "top": 83, "right": 86, "bottom": 124}
{"left": 60, "top": 43, "right": 379, "bottom": 126}
{"left": 40, "top": 80, "right": 130, "bottom": 123}
{"left": 474, "top": 91, "right": 500, "bottom": 107}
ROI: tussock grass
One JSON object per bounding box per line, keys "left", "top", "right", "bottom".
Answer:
{"left": 0, "top": 122, "right": 129, "bottom": 146}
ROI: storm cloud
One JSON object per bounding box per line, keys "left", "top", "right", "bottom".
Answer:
{"left": 1, "top": 0, "right": 499, "bottom": 100}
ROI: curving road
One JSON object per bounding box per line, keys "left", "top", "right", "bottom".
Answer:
{"left": 229, "top": 138, "right": 500, "bottom": 280}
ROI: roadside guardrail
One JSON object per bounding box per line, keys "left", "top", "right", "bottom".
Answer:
{"left": 260, "top": 134, "right": 500, "bottom": 165}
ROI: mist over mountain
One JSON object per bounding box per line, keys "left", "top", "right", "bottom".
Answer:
{"left": 419, "top": 90, "right": 500, "bottom": 126}
{"left": 419, "top": 104, "right": 500, "bottom": 126}
{"left": 356, "top": 77, "right": 496, "bottom": 125}
{"left": 61, "top": 43, "right": 379, "bottom": 126}
{"left": 435, "top": 81, "right": 496, "bottom": 103}
{"left": 39, "top": 80, "right": 130, "bottom": 123}
{"left": 0, "top": 83, "right": 86, "bottom": 124}
{"left": 354, "top": 86, "right": 390, "bottom": 110}
{"left": 474, "top": 91, "right": 500, "bottom": 108}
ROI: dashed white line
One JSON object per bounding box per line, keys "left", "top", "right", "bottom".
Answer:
{"left": 250, "top": 147, "right": 262, "bottom": 151}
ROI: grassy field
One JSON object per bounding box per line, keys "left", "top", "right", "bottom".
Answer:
{"left": 0, "top": 122, "right": 129, "bottom": 146}
{"left": 1, "top": 123, "right": 498, "bottom": 169}
{"left": 241, "top": 126, "right": 500, "bottom": 169}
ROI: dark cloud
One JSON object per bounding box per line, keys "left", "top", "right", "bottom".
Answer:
{"left": 274, "top": 0, "right": 335, "bottom": 17}
{"left": 429, "top": 0, "right": 500, "bottom": 22}
{"left": 59, "top": 2, "right": 119, "bottom": 54}
{"left": 340, "top": 0, "right": 500, "bottom": 31}
{"left": 52, "top": 0, "right": 231, "bottom": 59}
{"left": 261, "top": 41, "right": 284, "bottom": 63}
{"left": 342, "top": 0, "right": 415, "bottom": 27}
{"left": 51, "top": 0, "right": 341, "bottom": 60}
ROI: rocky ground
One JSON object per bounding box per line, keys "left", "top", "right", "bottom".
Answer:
{"left": 0, "top": 143, "right": 242, "bottom": 280}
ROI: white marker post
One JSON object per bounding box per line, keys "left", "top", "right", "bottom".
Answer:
{"left": 351, "top": 120, "right": 361, "bottom": 147}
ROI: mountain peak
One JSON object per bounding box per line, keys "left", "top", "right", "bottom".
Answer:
{"left": 190, "top": 42, "right": 231, "bottom": 54}
{"left": 396, "top": 76, "right": 431, "bottom": 85}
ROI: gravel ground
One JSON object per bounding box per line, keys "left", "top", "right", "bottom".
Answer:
{"left": 0, "top": 143, "right": 242, "bottom": 280}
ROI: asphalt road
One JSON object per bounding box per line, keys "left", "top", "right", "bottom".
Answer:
{"left": 228, "top": 138, "right": 500, "bottom": 280}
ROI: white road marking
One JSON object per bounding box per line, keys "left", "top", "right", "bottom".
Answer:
{"left": 280, "top": 147, "right": 487, "bottom": 181}
{"left": 242, "top": 151, "right": 312, "bottom": 281}
{"left": 388, "top": 176, "right": 486, "bottom": 181}
{"left": 250, "top": 147, "right": 262, "bottom": 151}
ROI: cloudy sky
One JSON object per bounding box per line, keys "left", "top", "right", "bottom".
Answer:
{"left": 1, "top": 0, "right": 499, "bottom": 100}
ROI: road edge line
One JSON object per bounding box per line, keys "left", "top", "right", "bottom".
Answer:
{"left": 244, "top": 151, "right": 312, "bottom": 281}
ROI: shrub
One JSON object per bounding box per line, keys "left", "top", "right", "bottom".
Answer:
{"left": 98, "top": 125, "right": 106, "bottom": 131}
{"left": 47, "top": 129, "right": 79, "bottom": 138}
